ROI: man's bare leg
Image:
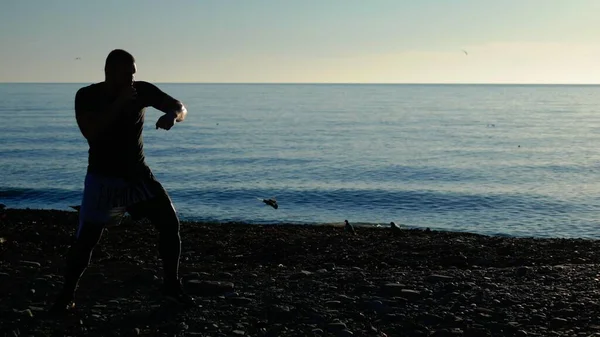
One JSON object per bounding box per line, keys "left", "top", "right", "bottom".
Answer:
{"left": 50, "top": 222, "right": 105, "bottom": 313}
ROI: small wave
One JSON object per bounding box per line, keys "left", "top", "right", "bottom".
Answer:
{"left": 0, "top": 186, "right": 81, "bottom": 203}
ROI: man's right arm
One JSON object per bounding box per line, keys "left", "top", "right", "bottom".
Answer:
{"left": 74, "top": 88, "right": 128, "bottom": 141}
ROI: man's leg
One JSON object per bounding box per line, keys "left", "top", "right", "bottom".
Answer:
{"left": 128, "top": 179, "right": 194, "bottom": 306}
{"left": 50, "top": 174, "right": 126, "bottom": 313}
{"left": 50, "top": 221, "right": 106, "bottom": 312}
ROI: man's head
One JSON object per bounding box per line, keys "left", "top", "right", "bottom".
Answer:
{"left": 104, "top": 49, "right": 136, "bottom": 89}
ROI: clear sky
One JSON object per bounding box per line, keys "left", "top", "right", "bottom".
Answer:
{"left": 1, "top": 0, "right": 599, "bottom": 83}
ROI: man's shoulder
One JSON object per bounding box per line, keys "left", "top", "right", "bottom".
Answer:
{"left": 75, "top": 82, "right": 104, "bottom": 111}
{"left": 135, "top": 81, "right": 160, "bottom": 92}
{"left": 76, "top": 82, "right": 103, "bottom": 98}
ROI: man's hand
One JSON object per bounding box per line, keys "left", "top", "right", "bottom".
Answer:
{"left": 155, "top": 113, "right": 177, "bottom": 130}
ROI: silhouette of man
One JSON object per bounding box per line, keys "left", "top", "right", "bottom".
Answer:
{"left": 50, "top": 49, "right": 194, "bottom": 313}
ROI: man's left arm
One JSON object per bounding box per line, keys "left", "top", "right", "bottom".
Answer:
{"left": 155, "top": 94, "right": 187, "bottom": 122}
{"left": 139, "top": 81, "right": 188, "bottom": 122}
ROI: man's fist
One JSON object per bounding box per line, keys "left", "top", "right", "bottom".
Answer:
{"left": 155, "top": 113, "right": 177, "bottom": 130}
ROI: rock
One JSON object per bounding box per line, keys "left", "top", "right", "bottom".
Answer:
{"left": 224, "top": 291, "right": 240, "bottom": 298}
{"left": 232, "top": 330, "right": 245, "bottom": 335}
{"left": 426, "top": 274, "right": 453, "bottom": 282}
{"left": 228, "top": 297, "right": 254, "bottom": 305}
{"left": 515, "top": 330, "right": 528, "bottom": 337}
{"left": 267, "top": 304, "right": 295, "bottom": 320}
{"left": 430, "top": 328, "right": 463, "bottom": 336}
{"left": 0, "top": 272, "right": 9, "bottom": 277}
{"left": 133, "top": 328, "right": 140, "bottom": 335}
{"left": 14, "top": 309, "right": 33, "bottom": 318}
{"left": 292, "top": 270, "right": 313, "bottom": 278}
{"left": 380, "top": 283, "right": 407, "bottom": 296}
{"left": 367, "top": 300, "right": 390, "bottom": 313}
{"left": 324, "top": 263, "right": 336, "bottom": 270}
{"left": 327, "top": 322, "right": 347, "bottom": 332}
{"left": 20, "top": 261, "right": 41, "bottom": 268}
{"left": 516, "top": 267, "right": 530, "bottom": 277}
{"left": 312, "top": 328, "right": 324, "bottom": 335}
{"left": 218, "top": 272, "right": 233, "bottom": 278}
{"left": 325, "top": 300, "right": 342, "bottom": 307}
{"left": 400, "top": 289, "right": 421, "bottom": 298}
{"left": 338, "top": 329, "right": 354, "bottom": 336}
{"left": 184, "top": 280, "right": 234, "bottom": 296}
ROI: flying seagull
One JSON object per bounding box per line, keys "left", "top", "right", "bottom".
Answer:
{"left": 461, "top": 50, "right": 468, "bottom": 56}
{"left": 75, "top": 57, "right": 81, "bottom": 60}
{"left": 69, "top": 205, "right": 81, "bottom": 211}
{"left": 258, "top": 198, "right": 278, "bottom": 209}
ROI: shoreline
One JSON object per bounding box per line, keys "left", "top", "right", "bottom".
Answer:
{"left": 2, "top": 207, "right": 594, "bottom": 240}
{"left": 2, "top": 208, "right": 600, "bottom": 336}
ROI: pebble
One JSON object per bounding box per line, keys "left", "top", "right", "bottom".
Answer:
{"left": 185, "top": 280, "right": 235, "bottom": 295}
{"left": 20, "top": 261, "right": 41, "bottom": 268}
{"left": 293, "top": 270, "right": 314, "bottom": 278}
{"left": 427, "top": 274, "right": 453, "bottom": 282}
{"left": 327, "top": 322, "right": 347, "bottom": 332}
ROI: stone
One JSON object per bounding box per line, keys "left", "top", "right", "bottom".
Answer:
{"left": 184, "top": 280, "right": 234, "bottom": 296}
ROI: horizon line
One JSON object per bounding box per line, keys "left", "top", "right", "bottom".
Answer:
{"left": 0, "top": 82, "right": 599, "bottom": 86}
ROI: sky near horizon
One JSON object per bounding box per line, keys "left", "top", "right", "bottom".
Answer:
{"left": 1, "top": 0, "right": 599, "bottom": 84}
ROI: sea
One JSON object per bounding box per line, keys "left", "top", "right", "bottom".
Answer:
{"left": 1, "top": 83, "right": 600, "bottom": 238}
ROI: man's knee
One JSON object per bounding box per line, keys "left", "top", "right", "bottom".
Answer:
{"left": 156, "top": 209, "right": 180, "bottom": 234}
{"left": 149, "top": 201, "right": 180, "bottom": 234}
{"left": 74, "top": 221, "right": 105, "bottom": 247}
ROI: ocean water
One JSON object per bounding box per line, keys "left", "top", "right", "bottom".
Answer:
{"left": 1, "top": 83, "right": 600, "bottom": 238}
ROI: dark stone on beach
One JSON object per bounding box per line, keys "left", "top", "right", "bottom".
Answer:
{"left": 427, "top": 274, "right": 453, "bottom": 282}
{"left": 292, "top": 270, "right": 313, "bottom": 278}
{"left": 218, "top": 271, "right": 233, "bottom": 278}
{"left": 327, "top": 322, "right": 347, "bottom": 332}
{"left": 380, "top": 283, "right": 407, "bottom": 296}
{"left": 20, "top": 260, "right": 41, "bottom": 268}
{"left": 227, "top": 297, "right": 254, "bottom": 305}
{"left": 184, "top": 280, "right": 234, "bottom": 296}
{"left": 516, "top": 267, "right": 531, "bottom": 277}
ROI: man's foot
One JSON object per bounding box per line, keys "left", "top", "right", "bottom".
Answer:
{"left": 162, "top": 280, "right": 196, "bottom": 307}
{"left": 48, "top": 291, "right": 76, "bottom": 316}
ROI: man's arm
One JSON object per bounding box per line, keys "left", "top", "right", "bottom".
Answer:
{"left": 74, "top": 87, "right": 130, "bottom": 141}
{"left": 141, "top": 82, "right": 187, "bottom": 122}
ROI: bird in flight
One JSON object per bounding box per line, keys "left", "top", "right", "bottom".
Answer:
{"left": 258, "top": 198, "right": 278, "bottom": 209}
{"left": 461, "top": 50, "right": 468, "bottom": 56}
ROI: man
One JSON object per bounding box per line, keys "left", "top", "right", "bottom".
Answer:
{"left": 50, "top": 49, "right": 194, "bottom": 313}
